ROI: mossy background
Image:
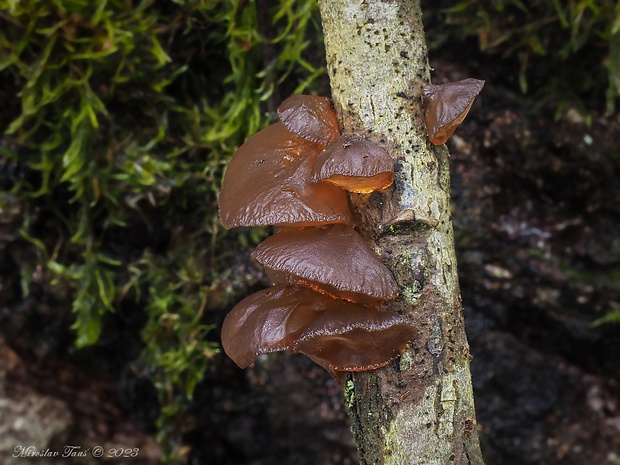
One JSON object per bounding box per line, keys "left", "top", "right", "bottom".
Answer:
{"left": 424, "top": 0, "right": 620, "bottom": 116}
{"left": 0, "top": 0, "right": 324, "bottom": 458}
{"left": 0, "top": 0, "right": 618, "bottom": 462}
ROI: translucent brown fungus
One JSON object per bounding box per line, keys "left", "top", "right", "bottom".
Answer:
{"left": 218, "top": 122, "right": 354, "bottom": 229}
{"left": 295, "top": 306, "right": 414, "bottom": 372}
{"left": 422, "top": 78, "right": 485, "bottom": 145}
{"left": 221, "top": 285, "right": 414, "bottom": 372}
{"left": 251, "top": 224, "right": 399, "bottom": 303}
{"left": 277, "top": 94, "right": 340, "bottom": 146}
{"left": 219, "top": 94, "right": 413, "bottom": 377}
{"left": 311, "top": 134, "right": 394, "bottom": 193}
{"left": 221, "top": 286, "right": 324, "bottom": 369}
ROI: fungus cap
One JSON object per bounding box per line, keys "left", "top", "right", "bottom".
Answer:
{"left": 251, "top": 224, "right": 399, "bottom": 303}
{"left": 278, "top": 94, "right": 340, "bottom": 146}
{"left": 218, "top": 122, "right": 354, "bottom": 229}
{"left": 221, "top": 285, "right": 414, "bottom": 373}
{"left": 295, "top": 306, "right": 414, "bottom": 372}
{"left": 422, "top": 78, "right": 485, "bottom": 145}
{"left": 221, "top": 286, "right": 324, "bottom": 368}
{"left": 311, "top": 134, "right": 394, "bottom": 193}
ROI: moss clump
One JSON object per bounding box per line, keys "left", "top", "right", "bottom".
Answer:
{"left": 0, "top": 0, "right": 323, "bottom": 459}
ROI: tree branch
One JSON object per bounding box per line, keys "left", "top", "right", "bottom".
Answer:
{"left": 317, "top": 1, "right": 486, "bottom": 464}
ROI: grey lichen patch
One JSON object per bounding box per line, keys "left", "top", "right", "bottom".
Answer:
{"left": 393, "top": 158, "right": 417, "bottom": 210}
{"left": 426, "top": 318, "right": 445, "bottom": 357}
{"left": 437, "top": 376, "right": 458, "bottom": 438}
{"left": 381, "top": 364, "right": 478, "bottom": 465}
{"left": 401, "top": 280, "right": 423, "bottom": 305}
{"left": 389, "top": 158, "right": 443, "bottom": 229}
{"left": 377, "top": 237, "right": 431, "bottom": 312}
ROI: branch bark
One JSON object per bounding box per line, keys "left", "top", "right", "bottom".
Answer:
{"left": 317, "top": 1, "right": 486, "bottom": 464}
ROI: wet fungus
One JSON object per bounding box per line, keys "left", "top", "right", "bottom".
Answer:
{"left": 221, "top": 285, "right": 327, "bottom": 369}
{"left": 277, "top": 94, "right": 340, "bottom": 146}
{"left": 218, "top": 122, "right": 354, "bottom": 229}
{"left": 295, "top": 306, "right": 414, "bottom": 372}
{"left": 221, "top": 285, "right": 414, "bottom": 372}
{"left": 422, "top": 78, "right": 485, "bottom": 146}
{"left": 218, "top": 93, "right": 413, "bottom": 377}
{"left": 311, "top": 133, "right": 394, "bottom": 193}
{"left": 251, "top": 224, "right": 399, "bottom": 304}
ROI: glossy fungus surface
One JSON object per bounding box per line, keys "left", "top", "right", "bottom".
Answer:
{"left": 218, "top": 122, "right": 354, "bottom": 229}
{"left": 221, "top": 285, "right": 414, "bottom": 372}
{"left": 220, "top": 94, "right": 413, "bottom": 377}
{"left": 295, "top": 307, "right": 414, "bottom": 372}
{"left": 422, "top": 78, "right": 485, "bottom": 145}
{"left": 311, "top": 134, "right": 394, "bottom": 193}
{"left": 278, "top": 94, "right": 340, "bottom": 146}
{"left": 251, "top": 224, "right": 399, "bottom": 303}
{"left": 221, "top": 286, "right": 325, "bottom": 368}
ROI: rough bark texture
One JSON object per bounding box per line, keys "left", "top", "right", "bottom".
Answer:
{"left": 318, "top": 1, "right": 486, "bottom": 464}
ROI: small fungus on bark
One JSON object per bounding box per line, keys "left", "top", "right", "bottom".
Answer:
{"left": 277, "top": 94, "right": 341, "bottom": 146}
{"left": 251, "top": 224, "right": 399, "bottom": 304}
{"left": 422, "top": 78, "right": 484, "bottom": 146}
{"left": 218, "top": 121, "right": 354, "bottom": 229}
{"left": 311, "top": 133, "right": 394, "bottom": 193}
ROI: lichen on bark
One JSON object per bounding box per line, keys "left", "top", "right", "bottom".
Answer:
{"left": 317, "top": 1, "right": 486, "bottom": 463}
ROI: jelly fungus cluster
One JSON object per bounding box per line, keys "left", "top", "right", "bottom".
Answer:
{"left": 218, "top": 94, "right": 413, "bottom": 377}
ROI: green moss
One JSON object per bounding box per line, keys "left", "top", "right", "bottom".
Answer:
{"left": 345, "top": 378, "right": 356, "bottom": 408}
{"left": 591, "top": 312, "right": 620, "bottom": 326}
{"left": 0, "top": 0, "right": 323, "bottom": 460}
{"left": 424, "top": 0, "right": 620, "bottom": 115}
{"left": 399, "top": 351, "right": 414, "bottom": 371}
